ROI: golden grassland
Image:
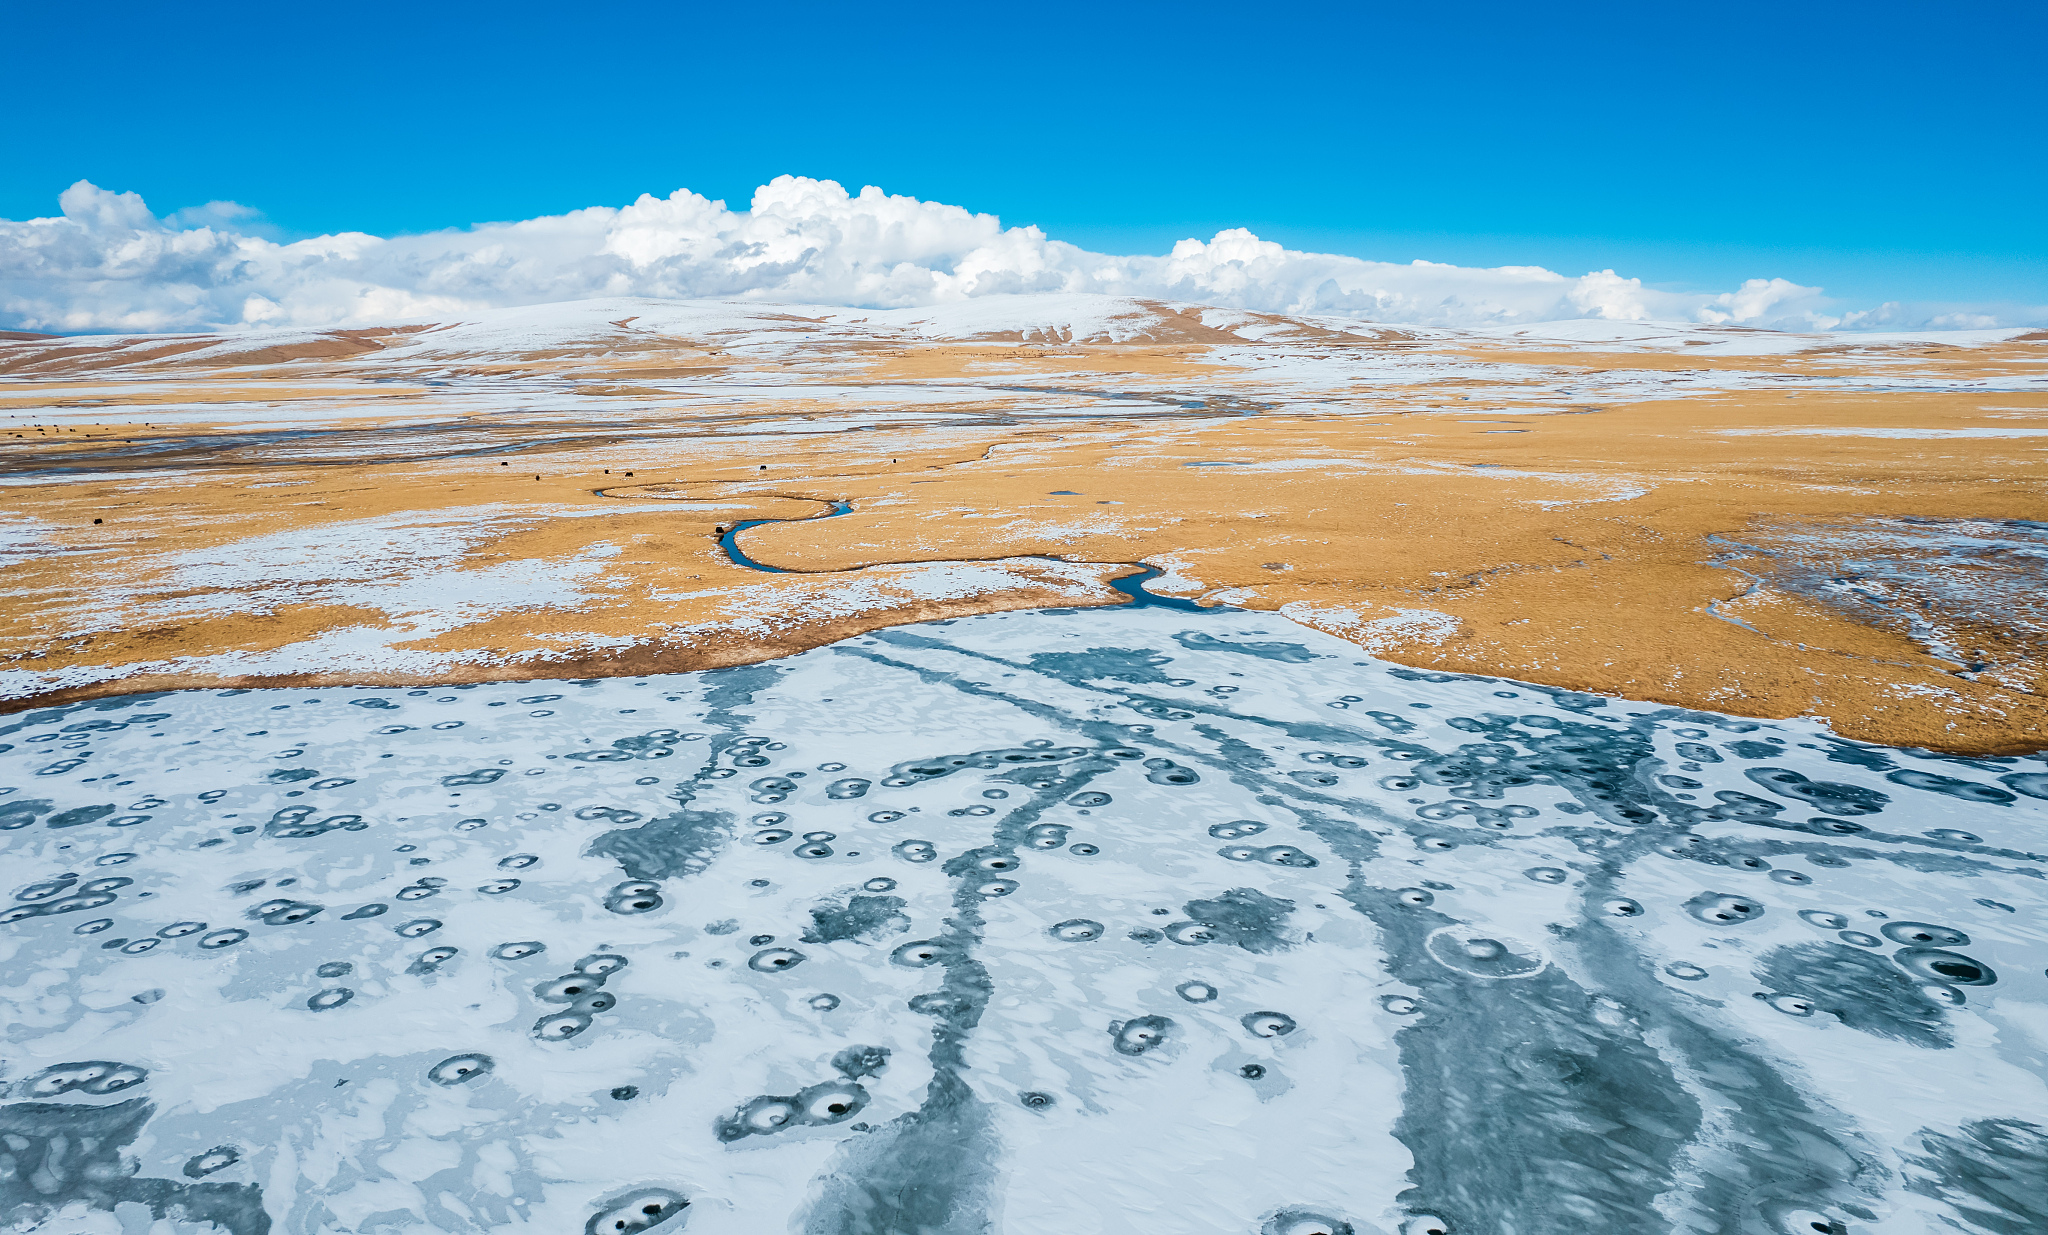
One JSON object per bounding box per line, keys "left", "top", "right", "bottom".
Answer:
{"left": 2, "top": 309, "right": 2042, "bottom": 753}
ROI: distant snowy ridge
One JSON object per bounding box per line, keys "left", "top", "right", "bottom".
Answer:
{"left": 3, "top": 177, "right": 2040, "bottom": 335}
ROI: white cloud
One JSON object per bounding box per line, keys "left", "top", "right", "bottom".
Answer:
{"left": 2, "top": 177, "right": 2040, "bottom": 335}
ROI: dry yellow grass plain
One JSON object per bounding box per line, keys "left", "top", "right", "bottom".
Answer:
{"left": 2, "top": 298, "right": 2042, "bottom": 753}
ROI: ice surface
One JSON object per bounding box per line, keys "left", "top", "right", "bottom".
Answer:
{"left": 2, "top": 607, "right": 2045, "bottom": 1234}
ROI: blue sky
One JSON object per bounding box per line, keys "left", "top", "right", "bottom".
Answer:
{"left": 3, "top": 0, "right": 2042, "bottom": 307}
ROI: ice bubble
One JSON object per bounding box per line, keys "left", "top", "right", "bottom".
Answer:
{"left": 1665, "top": 962, "right": 1709, "bottom": 981}
{"left": 793, "top": 843, "right": 833, "bottom": 859}
{"left": 182, "top": 1146, "right": 241, "bottom": 1178}
{"left": 890, "top": 940, "right": 947, "bottom": 968}
{"left": 533, "top": 1012, "right": 593, "bottom": 1041}
{"left": 1524, "top": 867, "right": 1568, "bottom": 884}
{"left": 1176, "top": 981, "right": 1218, "bottom": 1002}
{"left": 23, "top": 1061, "right": 147, "bottom": 1097}
{"left": 1425, "top": 926, "right": 1547, "bottom": 979}
{"left": 808, "top": 994, "right": 841, "bottom": 1011}
{"left": 1019, "top": 1091, "right": 1055, "bottom": 1110}
{"left": 1766, "top": 993, "right": 1816, "bottom": 1017}
{"left": 1264, "top": 1210, "right": 1356, "bottom": 1235}
{"left": 748, "top": 947, "right": 806, "bottom": 972}
{"left": 492, "top": 941, "right": 546, "bottom": 960}
{"left": 1684, "top": 892, "right": 1766, "bottom": 925}
{"left": 1893, "top": 947, "right": 1996, "bottom": 986}
{"left": 395, "top": 918, "right": 443, "bottom": 938}
{"left": 751, "top": 829, "right": 793, "bottom": 845}
{"left": 536, "top": 975, "right": 606, "bottom": 1002}
{"left": 1242, "top": 1011, "right": 1298, "bottom": 1037}
{"left": 1110, "top": 1014, "right": 1175, "bottom": 1056}
{"left": 1881, "top": 921, "right": 1970, "bottom": 946}
{"left": 315, "top": 962, "right": 352, "bottom": 978}
{"left": 498, "top": 854, "right": 541, "bottom": 870}
{"left": 1068, "top": 843, "right": 1100, "bottom": 855}
{"left": 1799, "top": 910, "right": 1850, "bottom": 930}
{"left": 1049, "top": 919, "right": 1105, "bottom": 942}
{"left": 197, "top": 928, "right": 248, "bottom": 949}
{"left": 585, "top": 1189, "right": 688, "bottom": 1235}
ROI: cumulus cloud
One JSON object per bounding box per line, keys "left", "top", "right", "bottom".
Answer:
{"left": 1, "top": 177, "right": 2039, "bottom": 334}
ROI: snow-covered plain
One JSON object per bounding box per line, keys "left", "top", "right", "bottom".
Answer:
{"left": 3, "top": 607, "right": 2043, "bottom": 1235}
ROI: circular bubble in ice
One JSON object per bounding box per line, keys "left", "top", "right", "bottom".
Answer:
{"left": 1838, "top": 931, "right": 1882, "bottom": 947}
{"left": 1766, "top": 993, "right": 1816, "bottom": 1017}
{"left": 536, "top": 975, "right": 606, "bottom": 1002}
{"left": 576, "top": 953, "right": 627, "bottom": 976}
{"left": 492, "top": 941, "right": 546, "bottom": 960}
{"left": 1799, "top": 910, "right": 1850, "bottom": 931}
{"left": 1396, "top": 888, "right": 1434, "bottom": 907}
{"left": 396, "top": 918, "right": 442, "bottom": 938}
{"left": 1067, "top": 792, "right": 1112, "bottom": 808}
{"left": 975, "top": 879, "right": 1019, "bottom": 897}
{"left": 584, "top": 1188, "right": 689, "bottom": 1235}
{"left": 809, "top": 993, "right": 841, "bottom": 1011}
{"left": 1380, "top": 995, "right": 1420, "bottom": 1014}
{"left": 1424, "top": 926, "right": 1547, "bottom": 979}
{"left": 1050, "top": 919, "right": 1104, "bottom": 942}
{"left": 1165, "top": 921, "right": 1218, "bottom": 946}
{"left": 1069, "top": 843, "right": 1099, "bottom": 855}
{"left": 1110, "top": 1014, "right": 1175, "bottom": 1056}
{"left": 182, "top": 1146, "right": 241, "bottom": 1178}
{"left": 890, "top": 940, "right": 947, "bottom": 968}
{"left": 863, "top": 877, "right": 898, "bottom": 893}
{"left": 1209, "top": 821, "right": 1267, "bottom": 840}
{"left": 1684, "top": 892, "right": 1765, "bottom": 926}
{"left": 159, "top": 921, "right": 207, "bottom": 938}
{"left": 751, "top": 829, "right": 792, "bottom": 845}
{"left": 1019, "top": 1090, "right": 1055, "bottom": 1110}
{"left": 1664, "top": 962, "right": 1709, "bottom": 981}
{"left": 1242, "top": 1011, "right": 1297, "bottom": 1038}
{"left": 1602, "top": 898, "right": 1644, "bottom": 917}
{"left": 1893, "top": 947, "right": 1996, "bottom": 986}
{"left": 611, "top": 1086, "right": 639, "bottom": 1100}
{"left": 748, "top": 948, "right": 806, "bottom": 973}
{"left": 1769, "top": 870, "right": 1813, "bottom": 886}
{"left": 1881, "top": 921, "right": 1969, "bottom": 947}
{"left": 429, "top": 1053, "right": 494, "bottom": 1086}
{"left": 533, "top": 1012, "right": 593, "bottom": 1041}
{"left": 1524, "top": 867, "right": 1568, "bottom": 884}
{"left": 1176, "top": 981, "right": 1218, "bottom": 1002}
{"left": 307, "top": 988, "right": 354, "bottom": 1011}
{"left": 892, "top": 840, "right": 938, "bottom": 863}
{"left": 478, "top": 879, "right": 521, "bottom": 894}
{"left": 1264, "top": 1209, "right": 1355, "bottom": 1235}
{"left": 793, "top": 843, "right": 833, "bottom": 859}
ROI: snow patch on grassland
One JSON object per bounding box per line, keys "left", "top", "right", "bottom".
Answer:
{"left": 1280, "top": 602, "right": 1465, "bottom": 653}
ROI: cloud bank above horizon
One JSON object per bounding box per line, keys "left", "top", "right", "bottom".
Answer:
{"left": 3, "top": 177, "right": 2039, "bottom": 336}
